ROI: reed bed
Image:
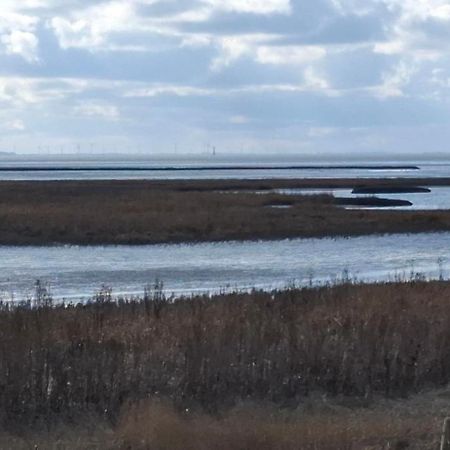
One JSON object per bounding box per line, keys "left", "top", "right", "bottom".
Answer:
{"left": 5, "top": 394, "right": 446, "bottom": 449}
{"left": 2, "top": 279, "right": 450, "bottom": 447}
{"left": 0, "top": 180, "right": 449, "bottom": 244}
{"left": 0, "top": 279, "right": 450, "bottom": 430}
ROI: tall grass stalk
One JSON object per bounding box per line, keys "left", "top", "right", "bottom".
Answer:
{"left": 0, "top": 279, "right": 449, "bottom": 431}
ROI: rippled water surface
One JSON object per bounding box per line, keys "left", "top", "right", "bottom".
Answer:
{"left": 0, "top": 157, "right": 447, "bottom": 180}
{"left": 280, "top": 186, "right": 450, "bottom": 210}
{"left": 0, "top": 233, "right": 448, "bottom": 301}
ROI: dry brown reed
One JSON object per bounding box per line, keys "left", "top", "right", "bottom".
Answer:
{"left": 0, "top": 392, "right": 447, "bottom": 449}
{"left": 0, "top": 279, "right": 450, "bottom": 430}
{"left": 0, "top": 180, "right": 449, "bottom": 244}
{"left": 114, "top": 395, "right": 446, "bottom": 450}
{"left": 1, "top": 280, "right": 450, "bottom": 447}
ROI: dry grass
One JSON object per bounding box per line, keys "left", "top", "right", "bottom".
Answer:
{"left": 0, "top": 179, "right": 449, "bottom": 244}
{"left": 116, "top": 397, "right": 442, "bottom": 450}
{"left": 1, "top": 391, "right": 448, "bottom": 449}
{"left": 1, "top": 280, "right": 450, "bottom": 424}
{"left": 1, "top": 280, "right": 450, "bottom": 447}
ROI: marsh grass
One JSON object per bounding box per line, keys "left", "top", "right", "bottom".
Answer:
{"left": 114, "top": 397, "right": 443, "bottom": 450}
{"left": 0, "top": 279, "right": 449, "bottom": 428}
{"left": 1, "top": 279, "right": 450, "bottom": 447}
{"left": 0, "top": 381, "right": 448, "bottom": 449}
{"left": 0, "top": 180, "right": 449, "bottom": 244}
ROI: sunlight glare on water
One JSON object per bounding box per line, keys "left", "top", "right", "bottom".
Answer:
{"left": 0, "top": 232, "right": 448, "bottom": 301}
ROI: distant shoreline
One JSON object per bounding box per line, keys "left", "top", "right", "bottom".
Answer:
{"left": 0, "top": 164, "right": 420, "bottom": 172}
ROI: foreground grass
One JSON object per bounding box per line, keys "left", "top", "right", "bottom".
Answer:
{"left": 0, "top": 179, "right": 450, "bottom": 244}
{"left": 1, "top": 280, "right": 450, "bottom": 448}
{"left": 2, "top": 391, "right": 448, "bottom": 449}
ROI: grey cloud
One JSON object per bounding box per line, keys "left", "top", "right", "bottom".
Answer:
{"left": 136, "top": 0, "right": 202, "bottom": 19}
{"left": 2, "top": 0, "right": 450, "bottom": 155}
{"left": 176, "top": 0, "right": 387, "bottom": 45}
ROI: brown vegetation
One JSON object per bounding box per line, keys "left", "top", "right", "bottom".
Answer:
{"left": 3, "top": 393, "right": 447, "bottom": 449}
{"left": 1, "top": 279, "right": 450, "bottom": 443}
{"left": 0, "top": 179, "right": 450, "bottom": 244}
{"left": 166, "top": 176, "right": 450, "bottom": 191}
{"left": 115, "top": 397, "right": 444, "bottom": 450}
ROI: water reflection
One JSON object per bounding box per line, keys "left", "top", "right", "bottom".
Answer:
{"left": 0, "top": 232, "right": 448, "bottom": 301}
{"left": 279, "top": 186, "right": 450, "bottom": 210}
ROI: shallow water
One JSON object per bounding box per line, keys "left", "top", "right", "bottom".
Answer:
{"left": 0, "top": 158, "right": 447, "bottom": 180}
{"left": 0, "top": 232, "right": 448, "bottom": 301}
{"left": 279, "top": 186, "right": 450, "bottom": 210}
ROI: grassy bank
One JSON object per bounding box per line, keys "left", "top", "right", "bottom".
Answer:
{"left": 1, "top": 391, "right": 448, "bottom": 449}
{"left": 1, "top": 280, "right": 450, "bottom": 447}
{"left": 0, "top": 179, "right": 450, "bottom": 245}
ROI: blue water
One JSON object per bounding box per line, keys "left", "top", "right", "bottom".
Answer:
{"left": 0, "top": 156, "right": 448, "bottom": 301}
{"left": 278, "top": 186, "right": 450, "bottom": 210}
{"left": 0, "top": 232, "right": 448, "bottom": 301}
{"left": 0, "top": 156, "right": 447, "bottom": 180}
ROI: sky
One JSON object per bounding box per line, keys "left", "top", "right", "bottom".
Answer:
{"left": 1, "top": 0, "right": 450, "bottom": 156}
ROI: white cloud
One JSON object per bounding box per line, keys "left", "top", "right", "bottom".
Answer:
{"left": 367, "top": 0, "right": 450, "bottom": 102}
{"left": 307, "top": 127, "right": 335, "bottom": 138}
{"left": 0, "top": 11, "right": 39, "bottom": 62}
{"left": 0, "top": 78, "right": 39, "bottom": 105}
{"left": 202, "top": 0, "right": 291, "bottom": 15}
{"left": 164, "top": 6, "right": 212, "bottom": 23}
{"left": 48, "top": 0, "right": 292, "bottom": 56}
{"left": 431, "top": 67, "right": 450, "bottom": 88}
{"left": 125, "top": 84, "right": 215, "bottom": 97}
{"left": 125, "top": 80, "right": 338, "bottom": 98}
{"left": 0, "top": 11, "right": 38, "bottom": 31}
{"left": 373, "top": 40, "right": 404, "bottom": 55}
{"left": 181, "top": 33, "right": 212, "bottom": 48}
{"left": 210, "top": 36, "right": 255, "bottom": 71}
{"left": 374, "top": 61, "right": 416, "bottom": 98}
{"left": 229, "top": 115, "right": 249, "bottom": 124}
{"left": 303, "top": 67, "right": 330, "bottom": 90}
{"left": 403, "top": 0, "right": 450, "bottom": 22}
{"left": 1, "top": 1, "right": 57, "bottom": 11}
{"left": 50, "top": 17, "right": 101, "bottom": 49}
{"left": 374, "top": 0, "right": 450, "bottom": 59}
{"left": 1, "top": 30, "right": 39, "bottom": 62}
{"left": 430, "top": 4, "right": 450, "bottom": 20}
{"left": 0, "top": 77, "right": 91, "bottom": 107}
{"left": 3, "top": 0, "right": 450, "bottom": 154}
{"left": 211, "top": 39, "right": 326, "bottom": 73}
{"left": 3, "top": 119, "right": 25, "bottom": 131}
{"left": 49, "top": 1, "right": 135, "bottom": 50}
{"left": 256, "top": 46, "right": 326, "bottom": 65}
{"left": 73, "top": 102, "right": 120, "bottom": 120}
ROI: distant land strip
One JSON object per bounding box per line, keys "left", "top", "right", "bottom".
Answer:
{"left": 0, "top": 164, "right": 420, "bottom": 172}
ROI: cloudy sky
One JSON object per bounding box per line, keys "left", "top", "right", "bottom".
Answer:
{"left": 1, "top": 0, "right": 450, "bottom": 156}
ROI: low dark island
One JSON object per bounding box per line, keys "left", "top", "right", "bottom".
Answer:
{"left": 335, "top": 197, "right": 413, "bottom": 207}
{"left": 352, "top": 186, "right": 431, "bottom": 194}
